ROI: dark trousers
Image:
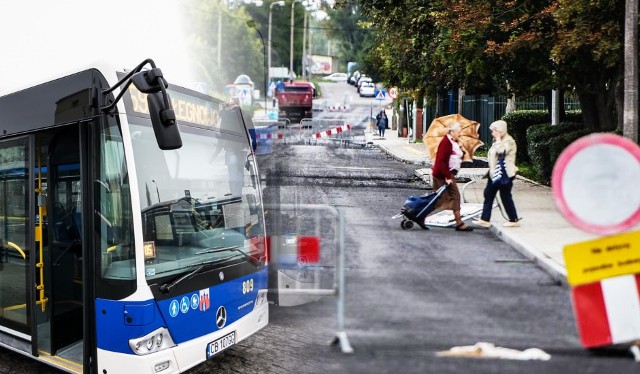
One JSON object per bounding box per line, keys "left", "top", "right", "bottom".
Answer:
{"left": 481, "top": 178, "right": 519, "bottom": 222}
{"left": 378, "top": 125, "right": 385, "bottom": 136}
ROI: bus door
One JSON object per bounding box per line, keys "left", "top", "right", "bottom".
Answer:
{"left": 0, "top": 137, "right": 31, "bottom": 344}
{"left": 39, "top": 125, "right": 84, "bottom": 357}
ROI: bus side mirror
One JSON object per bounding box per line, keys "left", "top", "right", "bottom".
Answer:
{"left": 147, "top": 92, "right": 182, "bottom": 150}
{"left": 131, "top": 69, "right": 182, "bottom": 150}
{"left": 102, "top": 60, "right": 184, "bottom": 151}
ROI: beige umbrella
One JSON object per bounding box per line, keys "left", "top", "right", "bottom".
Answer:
{"left": 423, "top": 114, "right": 484, "bottom": 162}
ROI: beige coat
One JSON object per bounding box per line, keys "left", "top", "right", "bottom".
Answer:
{"left": 488, "top": 134, "right": 517, "bottom": 178}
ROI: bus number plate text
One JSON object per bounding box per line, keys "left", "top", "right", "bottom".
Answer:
{"left": 206, "top": 331, "right": 236, "bottom": 359}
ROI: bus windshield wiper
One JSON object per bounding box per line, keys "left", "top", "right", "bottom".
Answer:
{"left": 159, "top": 256, "right": 235, "bottom": 294}
{"left": 195, "top": 245, "right": 242, "bottom": 255}
{"left": 196, "top": 245, "right": 264, "bottom": 269}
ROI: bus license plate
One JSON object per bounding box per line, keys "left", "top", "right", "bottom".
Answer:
{"left": 206, "top": 332, "right": 236, "bottom": 359}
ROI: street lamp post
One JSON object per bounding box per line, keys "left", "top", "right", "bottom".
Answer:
{"left": 247, "top": 20, "right": 268, "bottom": 115}
{"left": 301, "top": 10, "right": 308, "bottom": 81}
{"left": 289, "top": 0, "right": 302, "bottom": 80}
{"left": 296, "top": 1, "right": 316, "bottom": 81}
{"left": 268, "top": 1, "right": 285, "bottom": 85}
{"left": 217, "top": 7, "right": 222, "bottom": 67}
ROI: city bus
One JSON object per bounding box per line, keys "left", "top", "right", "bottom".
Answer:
{"left": 0, "top": 59, "right": 269, "bottom": 373}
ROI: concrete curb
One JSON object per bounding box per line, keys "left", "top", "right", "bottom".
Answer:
{"left": 489, "top": 226, "right": 568, "bottom": 286}
{"left": 378, "top": 143, "right": 429, "bottom": 165}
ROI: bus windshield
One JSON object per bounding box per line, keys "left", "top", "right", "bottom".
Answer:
{"left": 129, "top": 122, "right": 265, "bottom": 283}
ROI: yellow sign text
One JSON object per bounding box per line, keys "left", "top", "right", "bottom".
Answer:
{"left": 563, "top": 231, "right": 640, "bottom": 286}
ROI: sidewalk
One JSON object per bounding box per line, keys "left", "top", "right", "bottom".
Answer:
{"left": 364, "top": 123, "right": 625, "bottom": 285}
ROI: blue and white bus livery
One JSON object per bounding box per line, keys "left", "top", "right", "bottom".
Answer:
{"left": 0, "top": 59, "right": 268, "bottom": 373}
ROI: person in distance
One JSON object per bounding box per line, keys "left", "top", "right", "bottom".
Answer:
{"left": 376, "top": 110, "right": 388, "bottom": 137}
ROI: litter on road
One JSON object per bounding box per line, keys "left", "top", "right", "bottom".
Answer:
{"left": 436, "top": 342, "right": 551, "bottom": 361}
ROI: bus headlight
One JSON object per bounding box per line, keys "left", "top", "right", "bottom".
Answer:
{"left": 129, "top": 327, "right": 175, "bottom": 355}
{"left": 146, "top": 337, "right": 155, "bottom": 350}
{"left": 254, "top": 289, "right": 268, "bottom": 309}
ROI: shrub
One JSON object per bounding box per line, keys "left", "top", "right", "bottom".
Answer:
{"left": 564, "top": 110, "right": 583, "bottom": 123}
{"left": 502, "top": 110, "right": 549, "bottom": 163}
{"left": 527, "top": 123, "right": 589, "bottom": 184}
{"left": 502, "top": 110, "right": 583, "bottom": 164}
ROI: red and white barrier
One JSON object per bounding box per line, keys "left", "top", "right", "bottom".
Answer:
{"left": 328, "top": 104, "right": 349, "bottom": 112}
{"left": 571, "top": 274, "right": 640, "bottom": 347}
{"left": 312, "top": 124, "right": 352, "bottom": 139}
{"left": 265, "top": 235, "right": 320, "bottom": 265}
{"left": 256, "top": 132, "right": 285, "bottom": 140}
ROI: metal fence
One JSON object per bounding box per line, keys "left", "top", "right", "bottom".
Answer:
{"left": 300, "top": 119, "right": 354, "bottom": 145}
{"left": 264, "top": 203, "right": 353, "bottom": 353}
{"left": 253, "top": 119, "right": 356, "bottom": 153}
{"left": 420, "top": 93, "right": 582, "bottom": 146}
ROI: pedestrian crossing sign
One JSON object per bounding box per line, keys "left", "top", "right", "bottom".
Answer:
{"left": 375, "top": 90, "right": 386, "bottom": 101}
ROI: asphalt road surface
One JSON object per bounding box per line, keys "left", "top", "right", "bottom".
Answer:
{"left": 1, "top": 82, "right": 637, "bottom": 373}
{"left": 217, "top": 132, "right": 636, "bottom": 374}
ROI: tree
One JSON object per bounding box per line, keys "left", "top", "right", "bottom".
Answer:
{"left": 351, "top": 0, "right": 633, "bottom": 133}
{"left": 321, "top": 2, "right": 372, "bottom": 69}
{"left": 183, "top": 0, "right": 265, "bottom": 96}
{"left": 552, "top": 0, "right": 625, "bottom": 131}
{"left": 353, "top": 0, "right": 444, "bottom": 99}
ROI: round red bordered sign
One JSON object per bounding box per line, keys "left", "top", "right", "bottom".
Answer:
{"left": 551, "top": 133, "right": 640, "bottom": 235}
{"left": 388, "top": 87, "right": 398, "bottom": 99}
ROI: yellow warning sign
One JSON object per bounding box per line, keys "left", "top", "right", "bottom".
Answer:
{"left": 563, "top": 231, "right": 640, "bottom": 286}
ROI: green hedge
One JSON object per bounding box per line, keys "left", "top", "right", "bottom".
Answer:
{"left": 501, "top": 110, "right": 583, "bottom": 164}
{"left": 564, "top": 110, "right": 583, "bottom": 123}
{"left": 527, "top": 123, "right": 591, "bottom": 184}
{"left": 502, "top": 110, "right": 549, "bottom": 163}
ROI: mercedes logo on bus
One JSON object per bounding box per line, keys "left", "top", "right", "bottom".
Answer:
{"left": 216, "top": 306, "right": 227, "bottom": 329}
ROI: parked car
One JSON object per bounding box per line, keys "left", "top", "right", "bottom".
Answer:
{"left": 325, "top": 72, "right": 347, "bottom": 82}
{"left": 359, "top": 82, "right": 376, "bottom": 97}
{"left": 349, "top": 71, "right": 361, "bottom": 85}
{"left": 357, "top": 76, "right": 372, "bottom": 93}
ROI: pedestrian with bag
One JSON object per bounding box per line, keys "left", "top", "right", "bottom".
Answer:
{"left": 432, "top": 121, "right": 474, "bottom": 231}
{"left": 376, "top": 110, "right": 388, "bottom": 137}
{"left": 473, "top": 120, "right": 520, "bottom": 228}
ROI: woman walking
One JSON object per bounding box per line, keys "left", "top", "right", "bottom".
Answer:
{"left": 472, "top": 120, "right": 520, "bottom": 228}
{"left": 432, "top": 121, "right": 473, "bottom": 231}
{"left": 376, "top": 110, "right": 388, "bottom": 137}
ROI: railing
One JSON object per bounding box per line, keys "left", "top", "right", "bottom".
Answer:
{"left": 421, "top": 93, "right": 582, "bottom": 146}
{"left": 264, "top": 203, "right": 353, "bottom": 353}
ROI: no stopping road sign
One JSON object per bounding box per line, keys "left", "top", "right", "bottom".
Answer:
{"left": 552, "top": 133, "right": 640, "bottom": 235}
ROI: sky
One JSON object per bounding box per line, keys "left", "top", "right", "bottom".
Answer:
{"left": 0, "top": 0, "right": 196, "bottom": 95}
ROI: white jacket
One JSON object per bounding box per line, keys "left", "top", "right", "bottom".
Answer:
{"left": 488, "top": 134, "right": 518, "bottom": 178}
